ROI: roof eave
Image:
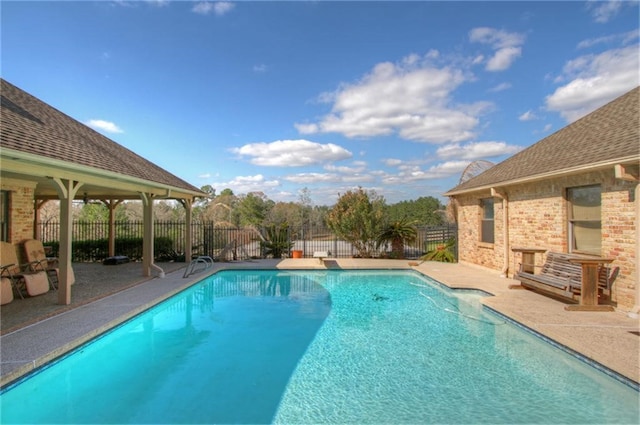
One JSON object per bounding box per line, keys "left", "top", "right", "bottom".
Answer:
{"left": 444, "top": 155, "right": 640, "bottom": 197}
{"left": 1, "top": 148, "right": 205, "bottom": 200}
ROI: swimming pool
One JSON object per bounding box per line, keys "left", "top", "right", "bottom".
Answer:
{"left": 1, "top": 269, "right": 638, "bottom": 424}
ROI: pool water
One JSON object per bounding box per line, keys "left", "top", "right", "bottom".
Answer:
{"left": 1, "top": 270, "right": 638, "bottom": 424}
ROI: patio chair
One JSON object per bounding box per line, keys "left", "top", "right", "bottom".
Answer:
{"left": 22, "top": 239, "right": 74, "bottom": 289}
{"left": 0, "top": 241, "right": 49, "bottom": 298}
{"left": 1, "top": 277, "right": 13, "bottom": 305}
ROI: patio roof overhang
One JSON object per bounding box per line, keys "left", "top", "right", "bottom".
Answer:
{"left": 1, "top": 148, "right": 204, "bottom": 202}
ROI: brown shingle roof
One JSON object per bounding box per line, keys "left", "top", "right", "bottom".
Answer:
{"left": 0, "top": 79, "right": 203, "bottom": 195}
{"left": 446, "top": 86, "right": 640, "bottom": 195}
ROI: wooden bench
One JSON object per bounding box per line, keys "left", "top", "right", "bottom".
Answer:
{"left": 514, "top": 251, "right": 618, "bottom": 310}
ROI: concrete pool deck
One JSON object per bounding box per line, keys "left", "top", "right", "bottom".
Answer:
{"left": 1, "top": 259, "right": 638, "bottom": 388}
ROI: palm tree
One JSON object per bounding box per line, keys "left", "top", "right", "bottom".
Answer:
{"left": 259, "top": 224, "right": 294, "bottom": 259}
{"left": 420, "top": 237, "right": 456, "bottom": 263}
{"left": 376, "top": 219, "right": 418, "bottom": 259}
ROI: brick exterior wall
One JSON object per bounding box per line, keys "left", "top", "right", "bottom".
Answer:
{"left": 452, "top": 169, "right": 638, "bottom": 312}
{"left": 1, "top": 178, "right": 36, "bottom": 249}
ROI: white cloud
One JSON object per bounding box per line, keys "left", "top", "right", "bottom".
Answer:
{"left": 469, "top": 27, "right": 525, "bottom": 71}
{"left": 469, "top": 27, "right": 525, "bottom": 49}
{"left": 85, "top": 119, "right": 123, "bottom": 134}
{"left": 577, "top": 29, "right": 639, "bottom": 49}
{"left": 295, "top": 53, "right": 486, "bottom": 143}
{"left": 145, "top": 0, "right": 169, "bottom": 7}
{"left": 324, "top": 161, "right": 367, "bottom": 174}
{"left": 294, "top": 123, "right": 319, "bottom": 134}
{"left": 587, "top": 0, "right": 623, "bottom": 23}
{"left": 486, "top": 46, "right": 522, "bottom": 71}
{"left": 382, "top": 160, "right": 469, "bottom": 183}
{"left": 230, "top": 139, "right": 352, "bottom": 167}
{"left": 488, "top": 82, "right": 512, "bottom": 92}
{"left": 342, "top": 174, "right": 375, "bottom": 184}
{"left": 283, "top": 172, "right": 342, "bottom": 184}
{"left": 212, "top": 174, "right": 280, "bottom": 194}
{"left": 535, "top": 123, "right": 554, "bottom": 134}
{"left": 546, "top": 44, "right": 639, "bottom": 122}
{"left": 283, "top": 168, "right": 375, "bottom": 186}
{"left": 383, "top": 158, "right": 403, "bottom": 166}
{"left": 253, "top": 64, "right": 268, "bottom": 73}
{"left": 436, "top": 141, "right": 523, "bottom": 160}
{"left": 112, "top": 1, "right": 135, "bottom": 7}
{"left": 192, "top": 1, "right": 235, "bottom": 16}
{"left": 518, "top": 110, "right": 537, "bottom": 121}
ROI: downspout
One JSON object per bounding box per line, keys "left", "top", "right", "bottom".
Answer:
{"left": 491, "top": 188, "right": 509, "bottom": 278}
{"left": 151, "top": 263, "right": 165, "bottom": 278}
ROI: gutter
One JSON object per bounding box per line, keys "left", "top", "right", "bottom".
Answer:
{"left": 445, "top": 157, "right": 640, "bottom": 196}
{"left": 0, "top": 148, "right": 204, "bottom": 198}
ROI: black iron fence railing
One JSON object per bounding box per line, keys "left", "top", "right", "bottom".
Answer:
{"left": 38, "top": 221, "right": 457, "bottom": 263}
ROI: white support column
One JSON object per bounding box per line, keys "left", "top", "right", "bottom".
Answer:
{"left": 491, "top": 188, "right": 509, "bottom": 278}
{"left": 181, "top": 198, "right": 194, "bottom": 262}
{"left": 51, "top": 178, "right": 82, "bottom": 305}
{"left": 101, "top": 199, "right": 123, "bottom": 257}
{"left": 140, "top": 192, "right": 164, "bottom": 278}
{"left": 140, "top": 192, "right": 154, "bottom": 277}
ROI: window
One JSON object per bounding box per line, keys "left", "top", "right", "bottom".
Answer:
{"left": 567, "top": 185, "right": 601, "bottom": 254}
{"left": 480, "top": 198, "right": 494, "bottom": 244}
{"left": 0, "top": 191, "right": 8, "bottom": 242}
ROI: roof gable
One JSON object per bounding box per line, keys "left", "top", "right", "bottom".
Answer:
{"left": 446, "top": 87, "right": 640, "bottom": 195}
{"left": 1, "top": 79, "right": 202, "bottom": 196}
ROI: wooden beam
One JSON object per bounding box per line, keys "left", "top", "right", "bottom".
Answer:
{"left": 614, "top": 164, "right": 639, "bottom": 181}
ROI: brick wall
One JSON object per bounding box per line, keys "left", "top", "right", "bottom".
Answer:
{"left": 1, "top": 177, "right": 36, "bottom": 244}
{"left": 453, "top": 169, "right": 638, "bottom": 312}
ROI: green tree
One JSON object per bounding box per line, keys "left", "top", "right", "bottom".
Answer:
{"left": 237, "top": 192, "right": 272, "bottom": 227}
{"left": 326, "top": 187, "right": 386, "bottom": 258}
{"left": 420, "top": 237, "right": 456, "bottom": 263}
{"left": 76, "top": 202, "right": 109, "bottom": 221}
{"left": 266, "top": 202, "right": 302, "bottom": 229}
{"left": 388, "top": 196, "right": 446, "bottom": 226}
{"left": 376, "top": 218, "right": 418, "bottom": 259}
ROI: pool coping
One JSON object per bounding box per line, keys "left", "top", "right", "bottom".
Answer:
{"left": 2, "top": 259, "right": 639, "bottom": 389}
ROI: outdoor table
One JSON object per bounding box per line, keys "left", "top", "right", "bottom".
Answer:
{"left": 511, "top": 247, "right": 547, "bottom": 274}
{"left": 565, "top": 257, "right": 615, "bottom": 311}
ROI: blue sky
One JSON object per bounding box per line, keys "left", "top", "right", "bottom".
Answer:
{"left": 2, "top": 1, "right": 639, "bottom": 205}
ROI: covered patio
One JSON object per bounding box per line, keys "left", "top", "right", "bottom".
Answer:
{"left": 0, "top": 261, "right": 187, "bottom": 334}
{"left": 1, "top": 78, "right": 205, "bottom": 305}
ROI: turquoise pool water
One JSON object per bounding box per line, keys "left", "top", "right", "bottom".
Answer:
{"left": 1, "top": 270, "right": 638, "bottom": 424}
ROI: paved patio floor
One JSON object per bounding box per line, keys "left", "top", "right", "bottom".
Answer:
{"left": 1, "top": 259, "right": 638, "bottom": 388}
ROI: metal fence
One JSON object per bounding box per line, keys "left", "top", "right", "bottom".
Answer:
{"left": 38, "top": 221, "right": 457, "bottom": 262}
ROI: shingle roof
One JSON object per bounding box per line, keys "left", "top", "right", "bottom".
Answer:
{"left": 446, "top": 86, "right": 640, "bottom": 195}
{"left": 0, "top": 78, "right": 203, "bottom": 195}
